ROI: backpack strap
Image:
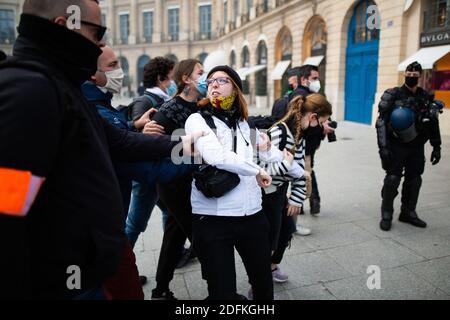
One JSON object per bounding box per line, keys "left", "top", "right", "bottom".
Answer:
{"left": 143, "top": 92, "right": 160, "bottom": 108}
{"left": 199, "top": 110, "right": 238, "bottom": 153}
{"left": 247, "top": 118, "right": 258, "bottom": 157}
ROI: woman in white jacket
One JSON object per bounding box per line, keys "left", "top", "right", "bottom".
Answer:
{"left": 185, "top": 65, "right": 295, "bottom": 300}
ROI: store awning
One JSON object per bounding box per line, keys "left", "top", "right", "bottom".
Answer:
{"left": 271, "top": 60, "right": 291, "bottom": 80}
{"left": 237, "top": 65, "right": 267, "bottom": 79}
{"left": 398, "top": 45, "right": 450, "bottom": 71}
{"left": 303, "top": 55, "right": 324, "bottom": 67}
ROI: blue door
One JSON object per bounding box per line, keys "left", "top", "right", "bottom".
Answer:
{"left": 345, "top": 0, "right": 380, "bottom": 124}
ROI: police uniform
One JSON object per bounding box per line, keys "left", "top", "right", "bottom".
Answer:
{"left": 376, "top": 62, "right": 442, "bottom": 231}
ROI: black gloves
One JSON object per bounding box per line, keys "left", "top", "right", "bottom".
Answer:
{"left": 379, "top": 148, "right": 392, "bottom": 170}
{"left": 431, "top": 147, "right": 441, "bottom": 165}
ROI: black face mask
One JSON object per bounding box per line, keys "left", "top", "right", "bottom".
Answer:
{"left": 302, "top": 119, "right": 323, "bottom": 137}
{"left": 405, "top": 76, "right": 419, "bottom": 88}
{"left": 288, "top": 84, "right": 295, "bottom": 92}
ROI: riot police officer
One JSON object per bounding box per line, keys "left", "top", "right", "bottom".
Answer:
{"left": 376, "top": 61, "right": 443, "bottom": 231}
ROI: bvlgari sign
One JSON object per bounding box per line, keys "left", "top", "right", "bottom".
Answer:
{"left": 421, "top": 30, "right": 450, "bottom": 47}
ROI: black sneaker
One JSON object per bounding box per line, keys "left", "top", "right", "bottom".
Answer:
{"left": 151, "top": 288, "right": 178, "bottom": 300}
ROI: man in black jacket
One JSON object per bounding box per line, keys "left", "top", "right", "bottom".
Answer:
{"left": 0, "top": 0, "right": 200, "bottom": 299}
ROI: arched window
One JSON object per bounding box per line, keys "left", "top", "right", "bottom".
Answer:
{"left": 137, "top": 55, "right": 150, "bottom": 87}
{"left": 350, "top": 0, "right": 379, "bottom": 44}
{"left": 241, "top": 46, "right": 250, "bottom": 94}
{"left": 229, "top": 50, "right": 236, "bottom": 68}
{"left": 275, "top": 27, "right": 293, "bottom": 97}
{"left": 303, "top": 16, "right": 327, "bottom": 94}
{"left": 256, "top": 41, "right": 268, "bottom": 96}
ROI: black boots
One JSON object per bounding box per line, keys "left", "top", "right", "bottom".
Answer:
{"left": 399, "top": 210, "right": 427, "bottom": 228}
{"left": 399, "top": 176, "right": 427, "bottom": 228}
{"left": 380, "top": 175, "right": 427, "bottom": 231}
{"left": 380, "top": 175, "right": 401, "bottom": 231}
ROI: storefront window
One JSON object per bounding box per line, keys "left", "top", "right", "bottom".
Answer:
{"left": 432, "top": 70, "right": 450, "bottom": 91}
{"left": 424, "top": 0, "right": 450, "bottom": 30}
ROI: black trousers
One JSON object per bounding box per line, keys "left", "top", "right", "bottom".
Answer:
{"left": 382, "top": 143, "right": 426, "bottom": 212}
{"left": 262, "top": 184, "right": 296, "bottom": 265}
{"left": 262, "top": 184, "right": 288, "bottom": 251}
{"left": 385, "top": 143, "right": 425, "bottom": 179}
{"left": 155, "top": 174, "right": 193, "bottom": 291}
{"left": 192, "top": 211, "right": 273, "bottom": 300}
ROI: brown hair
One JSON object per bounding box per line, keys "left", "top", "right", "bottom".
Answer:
{"left": 273, "top": 94, "right": 332, "bottom": 148}
{"left": 173, "top": 59, "right": 202, "bottom": 95}
{"left": 197, "top": 72, "right": 249, "bottom": 121}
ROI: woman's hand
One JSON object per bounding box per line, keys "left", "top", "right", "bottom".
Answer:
{"left": 287, "top": 204, "right": 301, "bottom": 217}
{"left": 143, "top": 120, "right": 166, "bottom": 136}
{"left": 257, "top": 133, "right": 271, "bottom": 152}
{"left": 133, "top": 109, "right": 158, "bottom": 130}
{"left": 283, "top": 149, "right": 294, "bottom": 164}
{"left": 181, "top": 131, "right": 209, "bottom": 156}
{"left": 256, "top": 169, "right": 272, "bottom": 188}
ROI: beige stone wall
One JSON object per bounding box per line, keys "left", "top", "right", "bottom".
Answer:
{"left": 3, "top": 0, "right": 449, "bottom": 135}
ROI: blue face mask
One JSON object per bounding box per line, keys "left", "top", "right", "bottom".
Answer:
{"left": 167, "top": 80, "right": 177, "bottom": 97}
{"left": 196, "top": 74, "right": 208, "bottom": 97}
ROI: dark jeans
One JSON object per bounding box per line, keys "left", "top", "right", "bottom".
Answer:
{"left": 192, "top": 211, "right": 273, "bottom": 300}
{"left": 154, "top": 174, "right": 193, "bottom": 291}
{"left": 114, "top": 160, "right": 194, "bottom": 246}
{"left": 126, "top": 181, "right": 168, "bottom": 247}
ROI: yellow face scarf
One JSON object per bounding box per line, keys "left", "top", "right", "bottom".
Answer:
{"left": 211, "top": 94, "right": 236, "bottom": 111}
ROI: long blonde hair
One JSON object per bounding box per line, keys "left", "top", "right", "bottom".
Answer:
{"left": 272, "top": 94, "right": 333, "bottom": 149}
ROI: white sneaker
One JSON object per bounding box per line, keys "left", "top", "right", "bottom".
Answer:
{"left": 295, "top": 225, "right": 311, "bottom": 236}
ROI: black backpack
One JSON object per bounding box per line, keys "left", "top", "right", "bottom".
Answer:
{"left": 247, "top": 94, "right": 290, "bottom": 131}
{"left": 271, "top": 94, "right": 290, "bottom": 121}
{"left": 127, "top": 91, "right": 165, "bottom": 121}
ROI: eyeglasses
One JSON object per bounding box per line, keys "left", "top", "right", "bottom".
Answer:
{"left": 80, "top": 20, "right": 107, "bottom": 41}
{"left": 206, "top": 77, "right": 231, "bottom": 86}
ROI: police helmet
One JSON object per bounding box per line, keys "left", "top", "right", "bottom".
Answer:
{"left": 390, "top": 107, "right": 418, "bottom": 143}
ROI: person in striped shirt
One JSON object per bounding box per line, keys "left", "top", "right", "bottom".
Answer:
{"left": 259, "top": 94, "right": 333, "bottom": 283}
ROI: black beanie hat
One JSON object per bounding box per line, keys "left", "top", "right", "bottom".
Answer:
{"left": 207, "top": 65, "right": 243, "bottom": 91}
